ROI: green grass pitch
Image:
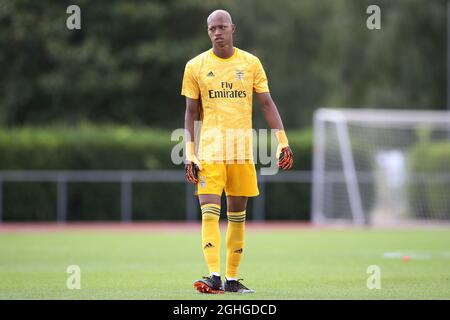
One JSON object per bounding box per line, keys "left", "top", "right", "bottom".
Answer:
{"left": 0, "top": 227, "right": 449, "bottom": 299}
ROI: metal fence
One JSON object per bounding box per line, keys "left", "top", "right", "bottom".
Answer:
{"left": 0, "top": 170, "right": 312, "bottom": 222}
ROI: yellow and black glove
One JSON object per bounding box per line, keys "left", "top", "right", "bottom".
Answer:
{"left": 185, "top": 141, "right": 202, "bottom": 184}
{"left": 275, "top": 130, "right": 294, "bottom": 170}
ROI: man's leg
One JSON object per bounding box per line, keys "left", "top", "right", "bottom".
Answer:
{"left": 194, "top": 194, "right": 224, "bottom": 293}
{"left": 198, "top": 194, "right": 222, "bottom": 277}
{"left": 221, "top": 162, "right": 257, "bottom": 293}
{"left": 224, "top": 195, "right": 255, "bottom": 293}
{"left": 225, "top": 196, "right": 248, "bottom": 280}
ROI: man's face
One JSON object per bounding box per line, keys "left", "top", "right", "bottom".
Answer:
{"left": 207, "top": 17, "right": 235, "bottom": 47}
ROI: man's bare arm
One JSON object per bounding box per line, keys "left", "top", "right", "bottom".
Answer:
{"left": 184, "top": 97, "right": 202, "bottom": 182}
{"left": 185, "top": 97, "right": 200, "bottom": 142}
{"left": 256, "top": 92, "right": 284, "bottom": 130}
{"left": 257, "top": 92, "right": 294, "bottom": 170}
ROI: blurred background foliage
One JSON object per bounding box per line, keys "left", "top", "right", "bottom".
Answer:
{"left": 0, "top": 126, "right": 312, "bottom": 220}
{"left": 0, "top": 0, "right": 446, "bottom": 129}
{"left": 0, "top": 0, "right": 447, "bottom": 220}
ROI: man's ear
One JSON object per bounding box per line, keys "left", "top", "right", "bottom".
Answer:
{"left": 231, "top": 24, "right": 236, "bottom": 33}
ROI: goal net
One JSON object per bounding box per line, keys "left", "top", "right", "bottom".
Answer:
{"left": 312, "top": 108, "right": 450, "bottom": 226}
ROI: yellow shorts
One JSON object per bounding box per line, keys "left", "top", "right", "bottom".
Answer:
{"left": 195, "top": 160, "right": 259, "bottom": 197}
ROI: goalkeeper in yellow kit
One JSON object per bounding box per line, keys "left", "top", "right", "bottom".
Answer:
{"left": 181, "top": 9, "right": 293, "bottom": 294}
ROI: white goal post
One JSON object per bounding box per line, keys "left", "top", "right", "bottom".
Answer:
{"left": 312, "top": 108, "right": 450, "bottom": 226}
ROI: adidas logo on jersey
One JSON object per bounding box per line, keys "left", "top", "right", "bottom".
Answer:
{"left": 204, "top": 242, "right": 214, "bottom": 249}
{"left": 207, "top": 71, "right": 215, "bottom": 77}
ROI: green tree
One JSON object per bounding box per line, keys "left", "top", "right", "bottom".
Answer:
{"left": 0, "top": 0, "right": 446, "bottom": 128}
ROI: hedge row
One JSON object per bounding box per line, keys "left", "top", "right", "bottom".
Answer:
{"left": 0, "top": 126, "right": 313, "bottom": 221}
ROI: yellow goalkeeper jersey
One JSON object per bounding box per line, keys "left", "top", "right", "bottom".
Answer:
{"left": 181, "top": 47, "right": 269, "bottom": 162}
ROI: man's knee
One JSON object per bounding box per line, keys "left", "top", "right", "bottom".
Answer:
{"left": 200, "top": 203, "right": 220, "bottom": 221}
{"left": 199, "top": 194, "right": 221, "bottom": 207}
{"left": 226, "top": 196, "right": 248, "bottom": 212}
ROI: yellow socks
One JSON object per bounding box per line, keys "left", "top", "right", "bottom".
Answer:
{"left": 201, "top": 205, "right": 246, "bottom": 278}
{"left": 201, "top": 203, "right": 221, "bottom": 275}
{"left": 226, "top": 210, "right": 246, "bottom": 279}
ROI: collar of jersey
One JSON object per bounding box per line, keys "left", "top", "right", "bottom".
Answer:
{"left": 210, "top": 47, "right": 238, "bottom": 62}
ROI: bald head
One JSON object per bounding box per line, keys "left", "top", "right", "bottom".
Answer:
{"left": 207, "top": 9, "right": 233, "bottom": 26}
{"left": 207, "top": 9, "right": 235, "bottom": 50}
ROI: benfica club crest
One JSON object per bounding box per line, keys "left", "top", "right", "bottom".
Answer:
{"left": 236, "top": 70, "right": 244, "bottom": 80}
{"left": 200, "top": 175, "right": 206, "bottom": 188}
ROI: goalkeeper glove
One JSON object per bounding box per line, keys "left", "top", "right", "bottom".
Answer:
{"left": 275, "top": 130, "right": 294, "bottom": 170}
{"left": 185, "top": 141, "right": 202, "bottom": 184}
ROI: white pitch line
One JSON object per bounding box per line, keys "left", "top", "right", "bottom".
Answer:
{"left": 383, "top": 251, "right": 433, "bottom": 260}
